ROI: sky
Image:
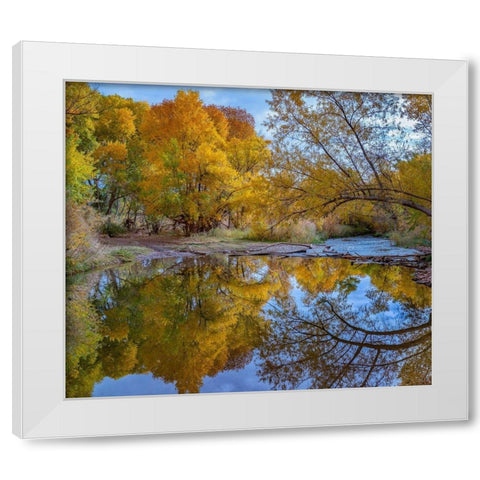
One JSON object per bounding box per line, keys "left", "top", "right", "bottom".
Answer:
{"left": 90, "top": 83, "right": 430, "bottom": 153}
{"left": 91, "top": 82, "right": 273, "bottom": 139}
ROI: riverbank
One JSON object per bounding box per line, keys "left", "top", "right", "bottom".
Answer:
{"left": 66, "top": 244, "right": 155, "bottom": 275}
{"left": 89, "top": 233, "right": 431, "bottom": 286}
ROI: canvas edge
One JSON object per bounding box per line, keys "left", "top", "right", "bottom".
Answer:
{"left": 432, "top": 59, "right": 469, "bottom": 423}
{"left": 463, "top": 58, "right": 469, "bottom": 420}
{"left": 464, "top": 59, "right": 470, "bottom": 421}
{"left": 12, "top": 41, "right": 23, "bottom": 438}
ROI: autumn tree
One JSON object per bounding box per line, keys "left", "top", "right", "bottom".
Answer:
{"left": 138, "top": 91, "right": 269, "bottom": 235}
{"left": 402, "top": 94, "right": 432, "bottom": 153}
{"left": 205, "top": 105, "right": 271, "bottom": 228}
{"left": 139, "top": 91, "right": 232, "bottom": 234}
{"left": 91, "top": 94, "right": 149, "bottom": 223}
{"left": 65, "top": 83, "right": 102, "bottom": 271}
{"left": 218, "top": 106, "right": 256, "bottom": 140}
{"left": 65, "top": 82, "right": 101, "bottom": 203}
{"left": 265, "top": 90, "right": 432, "bottom": 234}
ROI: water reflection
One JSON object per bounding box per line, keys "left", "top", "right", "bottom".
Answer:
{"left": 66, "top": 256, "right": 431, "bottom": 397}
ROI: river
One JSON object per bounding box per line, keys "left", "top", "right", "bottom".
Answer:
{"left": 66, "top": 237, "right": 431, "bottom": 397}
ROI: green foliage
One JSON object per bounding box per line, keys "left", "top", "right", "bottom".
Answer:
{"left": 109, "top": 248, "right": 135, "bottom": 261}
{"left": 65, "top": 135, "right": 95, "bottom": 204}
{"left": 99, "top": 219, "right": 127, "bottom": 237}
{"left": 110, "top": 247, "right": 151, "bottom": 262}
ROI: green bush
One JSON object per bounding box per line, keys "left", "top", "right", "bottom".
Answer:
{"left": 110, "top": 248, "right": 136, "bottom": 262}
{"left": 100, "top": 220, "right": 127, "bottom": 237}
{"left": 109, "top": 246, "right": 152, "bottom": 262}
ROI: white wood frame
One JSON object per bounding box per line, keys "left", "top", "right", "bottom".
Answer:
{"left": 12, "top": 41, "right": 468, "bottom": 438}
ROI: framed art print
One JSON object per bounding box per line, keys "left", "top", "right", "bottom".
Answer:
{"left": 12, "top": 42, "right": 468, "bottom": 438}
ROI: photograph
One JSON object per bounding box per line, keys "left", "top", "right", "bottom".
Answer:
{"left": 65, "top": 81, "right": 432, "bottom": 398}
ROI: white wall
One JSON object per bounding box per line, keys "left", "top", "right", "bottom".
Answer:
{"left": 1, "top": 1, "right": 476, "bottom": 478}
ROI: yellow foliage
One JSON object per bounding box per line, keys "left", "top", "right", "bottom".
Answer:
{"left": 94, "top": 142, "right": 129, "bottom": 186}
{"left": 65, "top": 135, "right": 96, "bottom": 203}
{"left": 95, "top": 103, "right": 136, "bottom": 143}
{"left": 138, "top": 90, "right": 270, "bottom": 234}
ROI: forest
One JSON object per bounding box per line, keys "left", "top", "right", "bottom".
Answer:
{"left": 65, "top": 82, "right": 431, "bottom": 274}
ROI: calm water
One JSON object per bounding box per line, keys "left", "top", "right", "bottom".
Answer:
{"left": 66, "top": 254, "right": 431, "bottom": 398}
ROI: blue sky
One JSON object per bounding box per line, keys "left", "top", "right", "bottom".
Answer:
{"left": 89, "top": 83, "right": 429, "bottom": 152}
{"left": 91, "top": 82, "right": 273, "bottom": 139}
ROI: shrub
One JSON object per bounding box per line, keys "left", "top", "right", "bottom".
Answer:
{"left": 100, "top": 219, "right": 127, "bottom": 237}
{"left": 388, "top": 225, "right": 431, "bottom": 248}
{"left": 110, "top": 248, "right": 136, "bottom": 262}
{"left": 206, "top": 227, "right": 252, "bottom": 240}
{"left": 320, "top": 213, "right": 373, "bottom": 239}
{"left": 66, "top": 200, "right": 102, "bottom": 273}
{"left": 109, "top": 246, "right": 151, "bottom": 262}
{"left": 247, "top": 219, "right": 319, "bottom": 243}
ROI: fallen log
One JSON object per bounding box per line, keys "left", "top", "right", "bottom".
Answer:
{"left": 413, "top": 267, "right": 432, "bottom": 287}
{"left": 230, "top": 247, "right": 309, "bottom": 257}
{"left": 334, "top": 253, "right": 429, "bottom": 261}
{"left": 178, "top": 247, "right": 208, "bottom": 255}
{"left": 248, "top": 242, "right": 313, "bottom": 253}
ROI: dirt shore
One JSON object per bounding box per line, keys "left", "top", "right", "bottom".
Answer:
{"left": 99, "top": 233, "right": 311, "bottom": 257}
{"left": 99, "top": 233, "right": 431, "bottom": 286}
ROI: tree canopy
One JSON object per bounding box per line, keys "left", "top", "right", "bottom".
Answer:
{"left": 264, "top": 90, "right": 431, "bottom": 225}
{"left": 65, "top": 82, "right": 431, "bottom": 254}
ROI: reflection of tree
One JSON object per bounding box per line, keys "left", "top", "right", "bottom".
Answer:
{"left": 66, "top": 255, "right": 432, "bottom": 397}
{"left": 258, "top": 289, "right": 431, "bottom": 389}
{"left": 66, "top": 273, "right": 103, "bottom": 398}
{"left": 277, "top": 257, "right": 431, "bottom": 309}
{"left": 66, "top": 256, "right": 277, "bottom": 396}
